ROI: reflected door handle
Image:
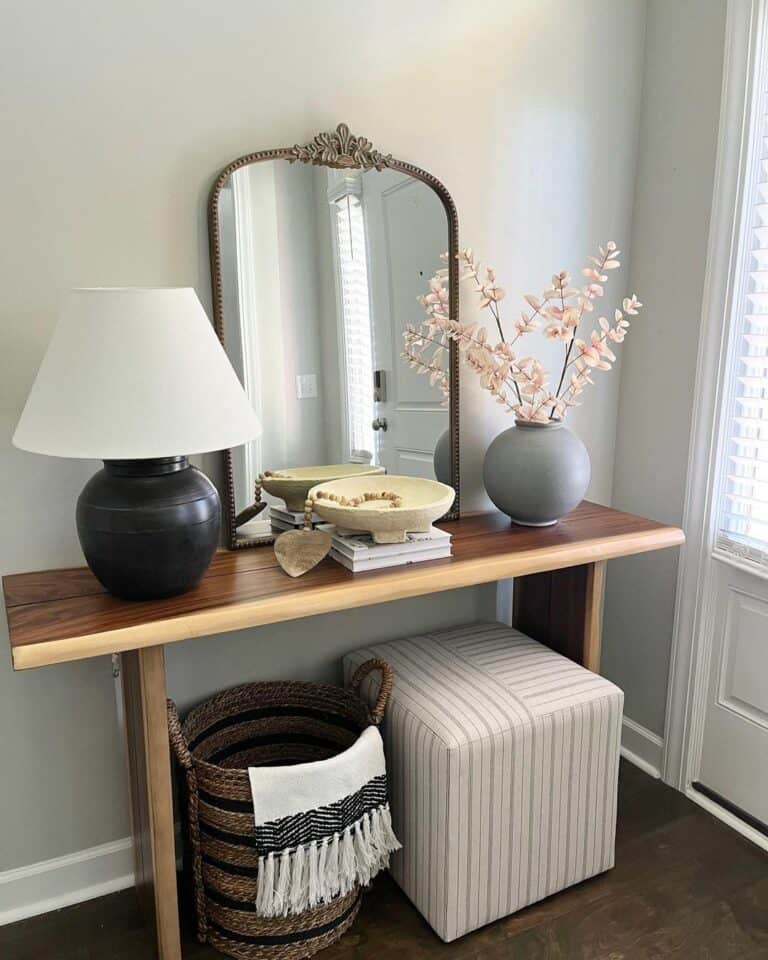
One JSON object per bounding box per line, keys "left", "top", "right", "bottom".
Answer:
{"left": 372, "top": 417, "right": 388, "bottom": 432}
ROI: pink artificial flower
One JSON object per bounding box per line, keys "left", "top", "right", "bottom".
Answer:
{"left": 545, "top": 323, "right": 571, "bottom": 341}
{"left": 582, "top": 268, "right": 608, "bottom": 283}
{"left": 411, "top": 240, "right": 642, "bottom": 423}
{"left": 623, "top": 294, "right": 642, "bottom": 314}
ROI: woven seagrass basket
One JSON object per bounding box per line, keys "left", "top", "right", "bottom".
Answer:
{"left": 167, "top": 659, "right": 393, "bottom": 960}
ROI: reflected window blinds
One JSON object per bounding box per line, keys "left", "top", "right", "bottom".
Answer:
{"left": 332, "top": 188, "right": 375, "bottom": 464}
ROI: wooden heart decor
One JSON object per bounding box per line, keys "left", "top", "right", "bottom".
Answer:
{"left": 274, "top": 528, "right": 332, "bottom": 577}
{"left": 273, "top": 498, "right": 332, "bottom": 578}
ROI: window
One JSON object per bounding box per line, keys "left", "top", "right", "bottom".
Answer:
{"left": 331, "top": 180, "right": 376, "bottom": 463}
{"left": 717, "top": 29, "right": 768, "bottom": 566}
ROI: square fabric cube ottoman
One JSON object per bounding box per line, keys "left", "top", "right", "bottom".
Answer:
{"left": 344, "top": 622, "right": 623, "bottom": 942}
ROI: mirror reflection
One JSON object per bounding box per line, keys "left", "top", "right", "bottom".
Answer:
{"left": 217, "top": 158, "right": 452, "bottom": 541}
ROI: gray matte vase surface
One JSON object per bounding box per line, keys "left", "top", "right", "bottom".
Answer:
{"left": 483, "top": 419, "right": 590, "bottom": 526}
{"left": 433, "top": 428, "right": 451, "bottom": 485}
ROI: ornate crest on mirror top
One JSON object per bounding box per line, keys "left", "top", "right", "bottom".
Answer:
{"left": 208, "top": 124, "right": 460, "bottom": 548}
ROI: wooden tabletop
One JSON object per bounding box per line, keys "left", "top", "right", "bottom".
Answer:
{"left": 3, "top": 503, "right": 684, "bottom": 670}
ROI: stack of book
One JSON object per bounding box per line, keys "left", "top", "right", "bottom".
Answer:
{"left": 322, "top": 525, "right": 452, "bottom": 572}
{"left": 270, "top": 506, "right": 322, "bottom": 533}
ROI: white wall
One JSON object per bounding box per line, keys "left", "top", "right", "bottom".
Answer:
{"left": 0, "top": 0, "right": 644, "bottom": 884}
{"left": 602, "top": 0, "right": 728, "bottom": 737}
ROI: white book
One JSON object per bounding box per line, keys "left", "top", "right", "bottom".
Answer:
{"left": 330, "top": 544, "right": 452, "bottom": 573}
{"left": 326, "top": 525, "right": 451, "bottom": 561}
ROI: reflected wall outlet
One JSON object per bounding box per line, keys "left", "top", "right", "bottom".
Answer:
{"left": 296, "top": 374, "right": 318, "bottom": 399}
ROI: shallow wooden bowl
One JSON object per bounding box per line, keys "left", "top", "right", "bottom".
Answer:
{"left": 309, "top": 475, "right": 455, "bottom": 544}
{"left": 261, "top": 464, "right": 385, "bottom": 512}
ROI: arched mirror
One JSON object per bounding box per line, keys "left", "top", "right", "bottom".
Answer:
{"left": 209, "top": 124, "right": 460, "bottom": 548}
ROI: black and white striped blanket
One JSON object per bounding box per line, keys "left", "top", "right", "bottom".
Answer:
{"left": 248, "top": 725, "right": 400, "bottom": 917}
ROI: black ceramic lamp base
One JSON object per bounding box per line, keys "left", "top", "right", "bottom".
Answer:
{"left": 76, "top": 457, "right": 221, "bottom": 601}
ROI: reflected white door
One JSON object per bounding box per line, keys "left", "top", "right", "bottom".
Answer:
{"left": 364, "top": 171, "right": 447, "bottom": 477}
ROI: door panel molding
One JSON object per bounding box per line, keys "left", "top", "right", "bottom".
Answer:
{"left": 716, "top": 587, "right": 768, "bottom": 727}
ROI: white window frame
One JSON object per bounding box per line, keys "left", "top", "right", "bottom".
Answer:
{"left": 665, "top": 0, "right": 768, "bottom": 852}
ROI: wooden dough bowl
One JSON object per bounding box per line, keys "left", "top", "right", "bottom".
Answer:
{"left": 309, "top": 475, "right": 456, "bottom": 543}
{"left": 261, "top": 464, "right": 385, "bottom": 512}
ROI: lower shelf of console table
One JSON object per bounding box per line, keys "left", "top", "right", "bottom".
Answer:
{"left": 2, "top": 503, "right": 684, "bottom": 959}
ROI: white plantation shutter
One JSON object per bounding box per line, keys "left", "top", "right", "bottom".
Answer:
{"left": 332, "top": 192, "right": 375, "bottom": 463}
{"left": 717, "top": 66, "right": 768, "bottom": 566}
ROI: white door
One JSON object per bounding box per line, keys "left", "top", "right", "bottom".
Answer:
{"left": 363, "top": 171, "right": 448, "bottom": 477}
{"left": 690, "top": 2, "right": 768, "bottom": 831}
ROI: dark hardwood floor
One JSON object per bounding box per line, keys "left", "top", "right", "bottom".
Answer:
{"left": 2, "top": 762, "right": 766, "bottom": 959}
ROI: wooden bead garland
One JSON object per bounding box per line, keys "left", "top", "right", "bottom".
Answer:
{"left": 260, "top": 470, "right": 290, "bottom": 479}
{"left": 312, "top": 489, "right": 404, "bottom": 509}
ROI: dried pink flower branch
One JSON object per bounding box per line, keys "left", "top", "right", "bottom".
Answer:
{"left": 401, "top": 242, "right": 642, "bottom": 422}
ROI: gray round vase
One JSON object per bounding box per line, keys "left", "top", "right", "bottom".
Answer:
{"left": 483, "top": 419, "right": 590, "bottom": 526}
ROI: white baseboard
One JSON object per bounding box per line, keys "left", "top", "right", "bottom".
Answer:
{"left": 620, "top": 715, "right": 664, "bottom": 779}
{"left": 0, "top": 837, "right": 134, "bottom": 926}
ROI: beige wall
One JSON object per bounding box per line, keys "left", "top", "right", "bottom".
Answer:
{"left": 602, "top": 0, "right": 728, "bottom": 736}
{"left": 0, "top": 0, "right": 644, "bottom": 872}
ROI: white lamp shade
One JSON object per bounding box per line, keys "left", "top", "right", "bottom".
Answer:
{"left": 13, "top": 288, "right": 262, "bottom": 459}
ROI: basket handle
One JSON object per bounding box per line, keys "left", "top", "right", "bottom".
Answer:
{"left": 166, "top": 699, "right": 207, "bottom": 943}
{"left": 167, "top": 699, "right": 193, "bottom": 770}
{"left": 349, "top": 658, "right": 393, "bottom": 725}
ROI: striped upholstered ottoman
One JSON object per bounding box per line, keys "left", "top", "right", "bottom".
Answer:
{"left": 343, "top": 622, "right": 623, "bottom": 942}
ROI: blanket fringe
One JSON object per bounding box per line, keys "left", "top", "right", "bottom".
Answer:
{"left": 255, "top": 803, "right": 401, "bottom": 917}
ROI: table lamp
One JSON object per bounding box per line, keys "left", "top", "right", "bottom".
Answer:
{"left": 13, "top": 288, "right": 262, "bottom": 600}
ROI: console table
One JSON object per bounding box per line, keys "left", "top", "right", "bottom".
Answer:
{"left": 3, "top": 503, "right": 684, "bottom": 959}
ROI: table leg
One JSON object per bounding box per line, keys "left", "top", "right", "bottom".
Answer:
{"left": 512, "top": 561, "right": 606, "bottom": 671}
{"left": 122, "top": 646, "right": 182, "bottom": 960}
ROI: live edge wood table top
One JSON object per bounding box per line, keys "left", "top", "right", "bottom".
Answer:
{"left": 3, "top": 502, "right": 684, "bottom": 672}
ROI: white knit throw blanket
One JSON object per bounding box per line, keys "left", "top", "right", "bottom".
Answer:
{"left": 248, "top": 725, "right": 401, "bottom": 917}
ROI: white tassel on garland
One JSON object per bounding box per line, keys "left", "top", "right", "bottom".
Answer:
{"left": 255, "top": 803, "right": 401, "bottom": 918}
